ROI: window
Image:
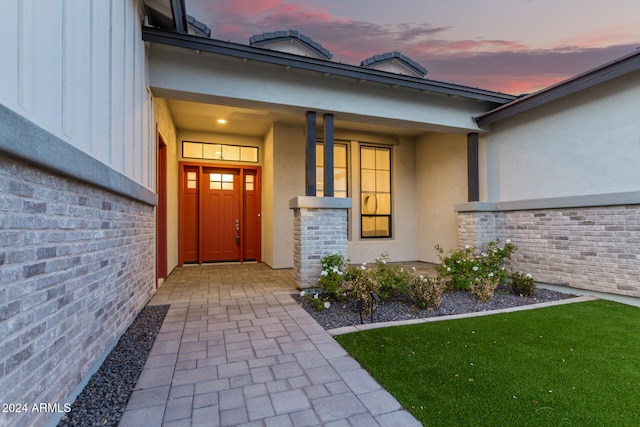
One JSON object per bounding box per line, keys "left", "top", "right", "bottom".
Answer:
{"left": 209, "top": 173, "right": 234, "bottom": 190}
{"left": 360, "top": 146, "right": 391, "bottom": 238}
{"left": 182, "top": 141, "right": 258, "bottom": 162}
{"left": 316, "top": 142, "right": 348, "bottom": 197}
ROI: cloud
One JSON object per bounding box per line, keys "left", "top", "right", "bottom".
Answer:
{"left": 185, "top": 0, "right": 639, "bottom": 94}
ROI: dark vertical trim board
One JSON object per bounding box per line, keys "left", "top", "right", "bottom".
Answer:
{"left": 323, "top": 114, "right": 334, "bottom": 197}
{"left": 305, "top": 111, "right": 317, "bottom": 196}
{"left": 467, "top": 132, "right": 479, "bottom": 202}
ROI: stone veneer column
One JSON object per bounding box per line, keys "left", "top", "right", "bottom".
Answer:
{"left": 290, "top": 196, "right": 352, "bottom": 289}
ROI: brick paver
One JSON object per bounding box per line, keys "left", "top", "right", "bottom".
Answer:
{"left": 119, "top": 263, "right": 422, "bottom": 426}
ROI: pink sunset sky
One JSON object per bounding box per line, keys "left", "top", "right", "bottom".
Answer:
{"left": 185, "top": 0, "right": 640, "bottom": 95}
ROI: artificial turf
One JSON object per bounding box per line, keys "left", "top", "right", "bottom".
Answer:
{"left": 335, "top": 299, "right": 640, "bottom": 426}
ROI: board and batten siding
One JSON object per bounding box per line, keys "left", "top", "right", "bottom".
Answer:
{"left": 0, "top": 0, "right": 155, "bottom": 190}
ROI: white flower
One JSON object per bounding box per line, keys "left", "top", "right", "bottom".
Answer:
{"left": 419, "top": 275, "right": 424, "bottom": 280}
{"left": 526, "top": 273, "right": 532, "bottom": 279}
{"left": 400, "top": 268, "right": 404, "bottom": 273}
{"left": 412, "top": 266, "right": 416, "bottom": 272}
{"left": 381, "top": 259, "right": 387, "bottom": 264}
{"left": 447, "top": 267, "right": 451, "bottom": 272}
{"left": 465, "top": 245, "right": 471, "bottom": 249}
{"left": 360, "top": 265, "right": 366, "bottom": 271}
{"left": 323, "top": 301, "right": 331, "bottom": 309}
{"left": 506, "top": 239, "right": 511, "bottom": 244}
{"left": 299, "top": 291, "right": 306, "bottom": 297}
{"left": 337, "top": 271, "right": 343, "bottom": 276}
{"left": 488, "top": 272, "right": 494, "bottom": 277}
{"left": 472, "top": 266, "right": 479, "bottom": 271}
{"left": 320, "top": 270, "right": 328, "bottom": 277}
{"left": 313, "top": 293, "right": 319, "bottom": 299}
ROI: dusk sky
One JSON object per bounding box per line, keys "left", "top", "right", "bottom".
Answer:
{"left": 185, "top": 0, "right": 640, "bottom": 95}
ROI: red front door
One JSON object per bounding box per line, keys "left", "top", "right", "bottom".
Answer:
{"left": 202, "top": 168, "right": 241, "bottom": 262}
{"left": 179, "top": 163, "right": 261, "bottom": 265}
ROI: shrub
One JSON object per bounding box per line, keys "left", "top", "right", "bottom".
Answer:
{"left": 318, "top": 253, "right": 347, "bottom": 299}
{"left": 299, "top": 290, "right": 332, "bottom": 311}
{"left": 435, "top": 240, "right": 516, "bottom": 292}
{"left": 344, "top": 264, "right": 380, "bottom": 317}
{"left": 407, "top": 275, "right": 446, "bottom": 310}
{"left": 510, "top": 271, "right": 537, "bottom": 297}
{"left": 373, "top": 252, "right": 411, "bottom": 298}
{"left": 470, "top": 277, "right": 499, "bottom": 302}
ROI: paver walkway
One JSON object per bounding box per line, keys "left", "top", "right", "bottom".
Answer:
{"left": 119, "top": 263, "right": 422, "bottom": 427}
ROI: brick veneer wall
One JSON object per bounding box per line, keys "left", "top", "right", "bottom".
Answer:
{"left": 292, "top": 207, "right": 349, "bottom": 288}
{"left": 458, "top": 205, "right": 640, "bottom": 297}
{"left": 0, "top": 155, "right": 155, "bottom": 427}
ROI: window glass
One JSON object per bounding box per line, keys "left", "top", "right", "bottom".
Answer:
{"left": 183, "top": 142, "right": 203, "bottom": 158}
{"left": 182, "top": 141, "right": 258, "bottom": 163}
{"left": 315, "top": 142, "right": 348, "bottom": 198}
{"left": 360, "top": 146, "right": 391, "bottom": 238}
{"left": 241, "top": 146, "right": 258, "bottom": 162}
{"left": 223, "top": 145, "right": 240, "bottom": 161}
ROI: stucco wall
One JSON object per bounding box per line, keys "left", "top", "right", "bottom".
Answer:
{"left": 415, "top": 133, "right": 467, "bottom": 263}
{"left": 347, "top": 137, "right": 419, "bottom": 264}
{"left": 269, "top": 123, "right": 305, "bottom": 268}
{"left": 481, "top": 71, "right": 640, "bottom": 202}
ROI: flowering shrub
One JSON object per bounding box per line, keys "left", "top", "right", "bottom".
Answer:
{"left": 470, "top": 277, "right": 498, "bottom": 302}
{"left": 299, "top": 290, "right": 332, "bottom": 311}
{"left": 318, "top": 253, "right": 347, "bottom": 299}
{"left": 374, "top": 252, "right": 410, "bottom": 298}
{"left": 510, "top": 271, "right": 536, "bottom": 297}
{"left": 407, "top": 274, "right": 447, "bottom": 310}
{"left": 435, "top": 240, "right": 516, "bottom": 292}
{"left": 343, "top": 263, "right": 380, "bottom": 316}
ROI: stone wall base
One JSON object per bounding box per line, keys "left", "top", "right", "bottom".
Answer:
{"left": 458, "top": 205, "right": 640, "bottom": 297}
{"left": 290, "top": 197, "right": 351, "bottom": 289}
{"left": 0, "top": 154, "right": 155, "bottom": 427}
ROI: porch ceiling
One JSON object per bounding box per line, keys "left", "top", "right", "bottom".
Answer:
{"left": 166, "top": 98, "right": 431, "bottom": 137}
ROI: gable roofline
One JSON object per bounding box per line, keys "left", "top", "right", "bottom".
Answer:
{"left": 250, "top": 30, "right": 333, "bottom": 60}
{"left": 361, "top": 51, "right": 428, "bottom": 77}
{"left": 142, "top": 27, "right": 516, "bottom": 105}
{"left": 475, "top": 48, "right": 640, "bottom": 127}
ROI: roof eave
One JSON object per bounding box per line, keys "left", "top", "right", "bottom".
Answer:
{"left": 142, "top": 27, "right": 516, "bottom": 105}
{"left": 475, "top": 49, "right": 640, "bottom": 128}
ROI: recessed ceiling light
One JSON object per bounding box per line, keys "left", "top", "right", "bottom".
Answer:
{"left": 217, "top": 119, "right": 227, "bottom": 124}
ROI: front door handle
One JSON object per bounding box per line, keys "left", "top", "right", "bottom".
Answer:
{"left": 235, "top": 219, "right": 240, "bottom": 244}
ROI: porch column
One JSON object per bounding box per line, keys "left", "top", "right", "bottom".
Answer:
{"left": 290, "top": 196, "right": 352, "bottom": 289}
{"left": 305, "top": 111, "right": 317, "bottom": 196}
{"left": 467, "top": 132, "right": 479, "bottom": 202}
{"left": 323, "top": 113, "right": 334, "bottom": 197}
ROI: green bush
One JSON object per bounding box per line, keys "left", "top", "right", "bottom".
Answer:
{"left": 373, "top": 252, "right": 410, "bottom": 298}
{"left": 435, "top": 240, "right": 516, "bottom": 292}
{"left": 510, "top": 271, "right": 536, "bottom": 297}
{"left": 318, "top": 253, "right": 347, "bottom": 299}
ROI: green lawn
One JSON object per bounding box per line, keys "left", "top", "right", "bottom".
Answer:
{"left": 335, "top": 300, "right": 640, "bottom": 426}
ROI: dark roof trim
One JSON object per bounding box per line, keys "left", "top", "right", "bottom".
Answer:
{"left": 250, "top": 30, "right": 333, "bottom": 60}
{"left": 170, "top": 0, "right": 188, "bottom": 33}
{"left": 361, "top": 51, "right": 427, "bottom": 77}
{"left": 475, "top": 49, "right": 640, "bottom": 127}
{"left": 142, "top": 27, "right": 516, "bottom": 104}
